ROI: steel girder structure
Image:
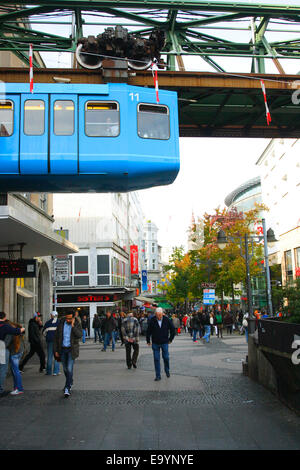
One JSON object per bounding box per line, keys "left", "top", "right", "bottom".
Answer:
{"left": 1, "top": 66, "right": 300, "bottom": 138}
{"left": 1, "top": 1, "right": 300, "bottom": 138}
{"left": 1, "top": 1, "right": 300, "bottom": 73}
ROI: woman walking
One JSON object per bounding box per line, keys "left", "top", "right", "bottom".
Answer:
{"left": 7, "top": 321, "right": 25, "bottom": 395}
{"left": 215, "top": 311, "right": 223, "bottom": 338}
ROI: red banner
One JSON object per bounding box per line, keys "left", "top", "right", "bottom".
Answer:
{"left": 130, "top": 245, "right": 139, "bottom": 275}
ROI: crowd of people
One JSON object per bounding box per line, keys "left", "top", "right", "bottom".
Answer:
{"left": 0, "top": 306, "right": 256, "bottom": 399}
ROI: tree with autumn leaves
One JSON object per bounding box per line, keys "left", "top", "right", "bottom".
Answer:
{"left": 162, "top": 204, "right": 268, "bottom": 311}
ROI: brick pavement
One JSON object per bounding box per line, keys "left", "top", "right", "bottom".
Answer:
{"left": 1, "top": 331, "right": 300, "bottom": 450}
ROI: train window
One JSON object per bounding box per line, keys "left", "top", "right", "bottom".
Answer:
{"left": 0, "top": 100, "right": 13, "bottom": 137}
{"left": 24, "top": 100, "right": 45, "bottom": 135}
{"left": 54, "top": 100, "right": 74, "bottom": 135}
{"left": 85, "top": 101, "right": 119, "bottom": 137}
{"left": 137, "top": 103, "right": 170, "bottom": 140}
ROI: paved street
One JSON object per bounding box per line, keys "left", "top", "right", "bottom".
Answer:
{"left": 1, "top": 331, "right": 300, "bottom": 450}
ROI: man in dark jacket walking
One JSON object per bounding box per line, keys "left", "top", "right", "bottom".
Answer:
{"left": 101, "top": 311, "right": 117, "bottom": 352}
{"left": 53, "top": 312, "right": 82, "bottom": 398}
{"left": 146, "top": 308, "right": 175, "bottom": 381}
{"left": 20, "top": 312, "right": 46, "bottom": 373}
{"left": 92, "top": 313, "right": 102, "bottom": 343}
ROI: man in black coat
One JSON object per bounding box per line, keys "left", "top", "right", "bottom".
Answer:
{"left": 146, "top": 308, "right": 175, "bottom": 381}
{"left": 20, "top": 312, "right": 46, "bottom": 373}
{"left": 101, "top": 311, "right": 117, "bottom": 352}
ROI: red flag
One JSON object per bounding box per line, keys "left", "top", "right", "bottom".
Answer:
{"left": 260, "top": 80, "right": 271, "bottom": 126}
{"left": 29, "top": 44, "right": 33, "bottom": 93}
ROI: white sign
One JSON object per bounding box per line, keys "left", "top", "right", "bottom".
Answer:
{"left": 53, "top": 257, "right": 70, "bottom": 282}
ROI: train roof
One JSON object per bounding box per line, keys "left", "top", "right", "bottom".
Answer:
{"left": 2, "top": 82, "right": 178, "bottom": 98}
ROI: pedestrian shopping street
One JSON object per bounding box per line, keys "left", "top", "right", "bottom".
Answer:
{"left": 1, "top": 331, "right": 300, "bottom": 450}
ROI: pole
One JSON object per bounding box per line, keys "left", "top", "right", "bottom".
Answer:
{"left": 244, "top": 234, "right": 254, "bottom": 328}
{"left": 262, "top": 218, "right": 273, "bottom": 317}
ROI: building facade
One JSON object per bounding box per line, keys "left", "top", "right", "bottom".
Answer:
{"left": 53, "top": 192, "right": 144, "bottom": 330}
{"left": 142, "top": 220, "right": 162, "bottom": 295}
{"left": 256, "top": 138, "right": 300, "bottom": 285}
{"left": 0, "top": 192, "right": 77, "bottom": 328}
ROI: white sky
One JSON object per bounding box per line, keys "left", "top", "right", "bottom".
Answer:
{"left": 137, "top": 137, "right": 270, "bottom": 250}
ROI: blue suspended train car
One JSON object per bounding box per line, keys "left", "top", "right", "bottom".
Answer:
{"left": 0, "top": 82, "right": 179, "bottom": 192}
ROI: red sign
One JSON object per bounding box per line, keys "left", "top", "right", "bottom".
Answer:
{"left": 296, "top": 267, "right": 300, "bottom": 277}
{"left": 57, "top": 294, "right": 119, "bottom": 303}
{"left": 130, "top": 245, "right": 139, "bottom": 275}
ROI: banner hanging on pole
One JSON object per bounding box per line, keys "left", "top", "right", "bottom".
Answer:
{"left": 151, "top": 61, "right": 159, "bottom": 103}
{"left": 29, "top": 43, "right": 33, "bottom": 94}
{"left": 260, "top": 79, "right": 271, "bottom": 126}
{"left": 130, "top": 245, "right": 139, "bottom": 275}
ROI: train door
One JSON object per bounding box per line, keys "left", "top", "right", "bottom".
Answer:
{"left": 20, "top": 94, "right": 48, "bottom": 174}
{"left": 50, "top": 95, "right": 78, "bottom": 174}
{"left": 0, "top": 95, "right": 20, "bottom": 174}
{"left": 78, "top": 95, "right": 127, "bottom": 175}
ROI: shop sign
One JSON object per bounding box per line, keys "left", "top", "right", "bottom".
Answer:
{"left": 130, "top": 245, "right": 139, "bottom": 275}
{"left": 53, "top": 256, "right": 71, "bottom": 282}
{"left": 0, "top": 259, "right": 37, "bottom": 278}
{"left": 203, "top": 288, "right": 215, "bottom": 305}
{"left": 142, "top": 270, "right": 148, "bottom": 291}
{"left": 57, "top": 293, "right": 120, "bottom": 304}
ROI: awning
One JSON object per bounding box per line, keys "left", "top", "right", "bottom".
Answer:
{"left": 158, "top": 302, "right": 173, "bottom": 310}
{"left": 135, "top": 295, "right": 155, "bottom": 304}
{"left": 0, "top": 197, "right": 78, "bottom": 257}
{"left": 144, "top": 303, "right": 155, "bottom": 309}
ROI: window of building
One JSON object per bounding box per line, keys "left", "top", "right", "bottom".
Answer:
{"left": 85, "top": 101, "right": 119, "bottom": 137}
{"left": 152, "top": 242, "right": 155, "bottom": 254}
{"left": 284, "top": 250, "right": 293, "bottom": 284}
{"left": 0, "top": 100, "right": 13, "bottom": 136}
{"left": 97, "top": 254, "right": 110, "bottom": 285}
{"left": 24, "top": 100, "right": 45, "bottom": 135}
{"left": 295, "top": 247, "right": 300, "bottom": 268}
{"left": 137, "top": 103, "right": 170, "bottom": 140}
{"left": 40, "top": 193, "right": 48, "bottom": 212}
{"left": 152, "top": 259, "right": 156, "bottom": 270}
{"left": 74, "top": 255, "right": 89, "bottom": 286}
{"left": 54, "top": 100, "right": 74, "bottom": 135}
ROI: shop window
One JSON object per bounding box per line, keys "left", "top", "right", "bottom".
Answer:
{"left": 75, "top": 256, "right": 88, "bottom": 274}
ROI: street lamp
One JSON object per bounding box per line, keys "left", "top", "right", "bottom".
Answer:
{"left": 216, "top": 219, "right": 277, "bottom": 330}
